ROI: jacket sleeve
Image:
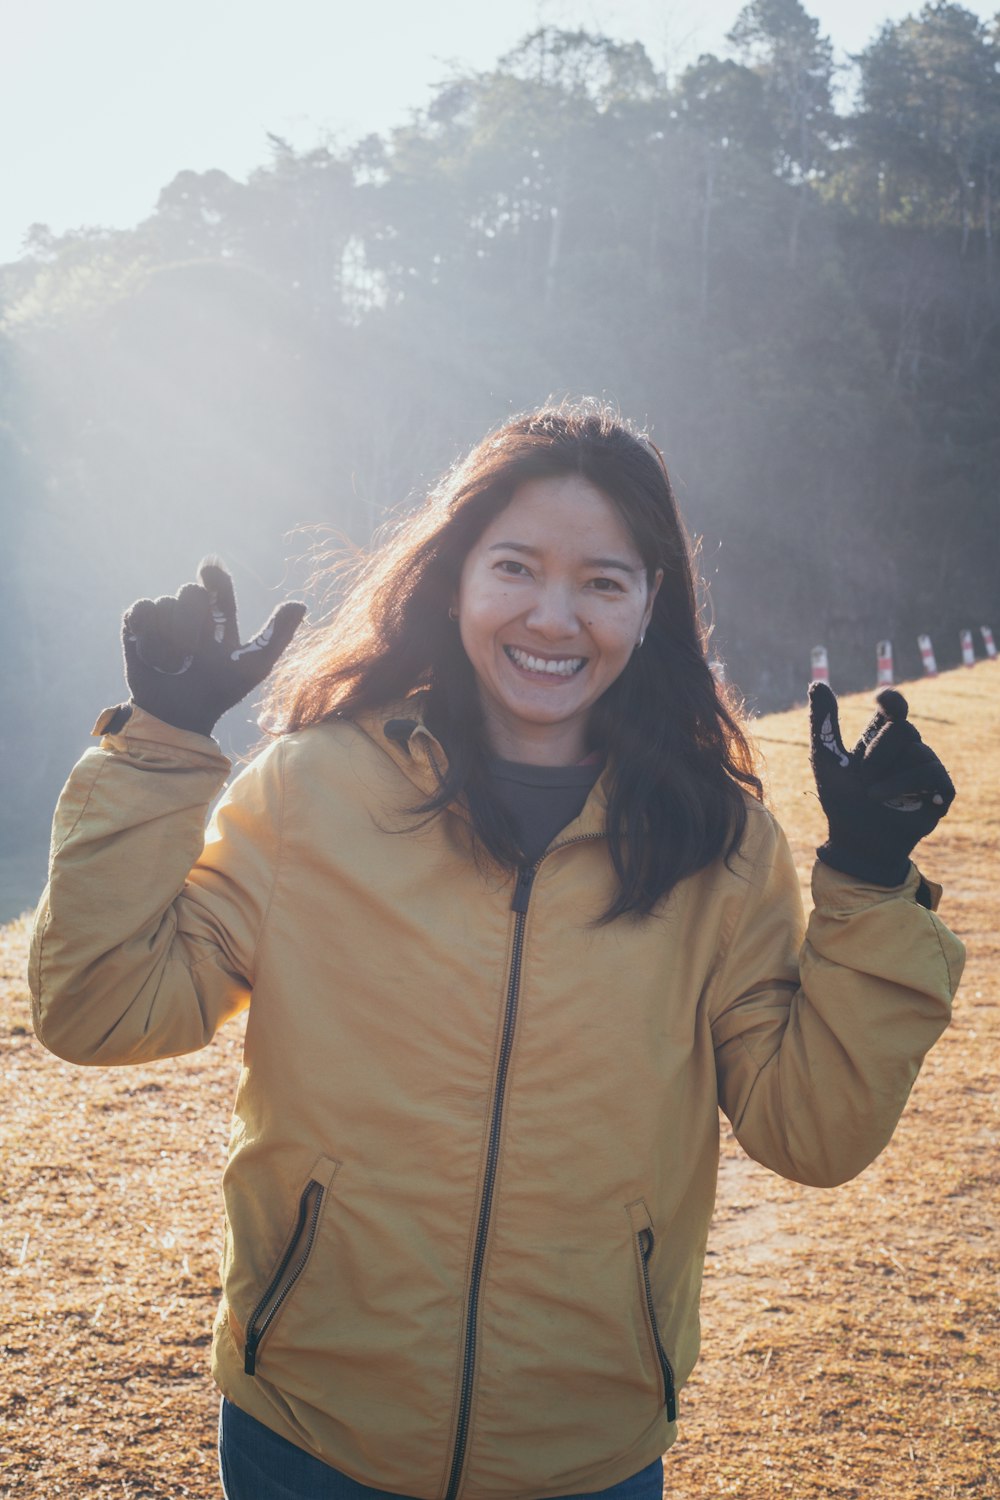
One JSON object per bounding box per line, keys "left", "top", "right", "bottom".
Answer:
{"left": 29, "top": 707, "right": 283, "bottom": 1066}
{"left": 710, "top": 810, "right": 965, "bottom": 1187}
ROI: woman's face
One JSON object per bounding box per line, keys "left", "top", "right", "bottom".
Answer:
{"left": 455, "top": 474, "right": 661, "bottom": 764}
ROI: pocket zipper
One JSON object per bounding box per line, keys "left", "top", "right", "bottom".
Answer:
{"left": 637, "top": 1226, "right": 678, "bottom": 1423}
{"left": 244, "top": 1179, "right": 325, "bottom": 1375}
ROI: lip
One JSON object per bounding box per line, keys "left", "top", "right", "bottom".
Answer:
{"left": 503, "top": 645, "right": 588, "bottom": 679}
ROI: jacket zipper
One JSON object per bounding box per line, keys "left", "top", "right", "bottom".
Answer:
{"left": 444, "top": 833, "right": 604, "bottom": 1500}
{"left": 244, "top": 1179, "right": 325, "bottom": 1376}
{"left": 637, "top": 1227, "right": 678, "bottom": 1423}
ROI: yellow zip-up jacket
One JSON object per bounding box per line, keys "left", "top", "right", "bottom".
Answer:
{"left": 29, "top": 702, "right": 964, "bottom": 1500}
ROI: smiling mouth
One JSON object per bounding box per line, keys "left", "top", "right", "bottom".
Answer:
{"left": 504, "top": 646, "right": 587, "bottom": 678}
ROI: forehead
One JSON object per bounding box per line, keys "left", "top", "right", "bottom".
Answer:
{"left": 476, "top": 474, "right": 641, "bottom": 559}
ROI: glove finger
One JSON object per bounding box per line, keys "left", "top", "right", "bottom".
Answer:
{"left": 138, "top": 596, "right": 194, "bottom": 672}
{"left": 123, "top": 598, "right": 157, "bottom": 639}
{"left": 122, "top": 600, "right": 156, "bottom": 680}
{"left": 854, "top": 689, "right": 908, "bottom": 756}
{"left": 858, "top": 717, "right": 920, "bottom": 783}
{"left": 152, "top": 594, "right": 180, "bottom": 641}
{"left": 172, "top": 583, "right": 213, "bottom": 654}
{"left": 934, "top": 764, "right": 956, "bottom": 811}
{"left": 125, "top": 594, "right": 158, "bottom": 630}
{"left": 875, "top": 688, "right": 909, "bottom": 722}
{"left": 231, "top": 602, "right": 307, "bottom": 677}
{"left": 853, "top": 707, "right": 887, "bottom": 757}
{"left": 198, "top": 560, "right": 239, "bottom": 650}
{"left": 868, "top": 760, "right": 955, "bottom": 808}
{"left": 808, "top": 681, "right": 850, "bottom": 769}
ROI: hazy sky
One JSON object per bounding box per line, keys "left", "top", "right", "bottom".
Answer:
{"left": 3, "top": 0, "right": 994, "bottom": 266}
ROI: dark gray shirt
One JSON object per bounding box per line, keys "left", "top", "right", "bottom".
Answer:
{"left": 487, "top": 757, "right": 603, "bottom": 866}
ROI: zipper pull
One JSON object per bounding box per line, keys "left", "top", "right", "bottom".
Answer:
{"left": 244, "top": 1336, "right": 258, "bottom": 1376}
{"left": 511, "top": 866, "right": 535, "bottom": 914}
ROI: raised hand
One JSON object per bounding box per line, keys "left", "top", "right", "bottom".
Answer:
{"left": 121, "top": 561, "right": 306, "bottom": 735}
{"left": 808, "top": 682, "right": 955, "bottom": 886}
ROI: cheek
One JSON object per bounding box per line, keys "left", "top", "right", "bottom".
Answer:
{"left": 465, "top": 584, "right": 514, "bottom": 622}
{"left": 458, "top": 585, "right": 514, "bottom": 651}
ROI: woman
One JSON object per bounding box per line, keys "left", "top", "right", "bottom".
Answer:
{"left": 30, "top": 404, "right": 963, "bottom": 1500}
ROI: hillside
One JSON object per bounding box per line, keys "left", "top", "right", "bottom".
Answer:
{"left": 1, "top": 669, "right": 996, "bottom": 1499}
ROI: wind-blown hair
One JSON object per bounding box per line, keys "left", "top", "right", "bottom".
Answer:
{"left": 262, "top": 402, "right": 762, "bottom": 919}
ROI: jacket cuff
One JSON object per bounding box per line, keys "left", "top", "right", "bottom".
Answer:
{"left": 92, "top": 703, "right": 230, "bottom": 764}
{"left": 816, "top": 841, "right": 910, "bottom": 889}
{"left": 812, "top": 858, "right": 942, "bottom": 913}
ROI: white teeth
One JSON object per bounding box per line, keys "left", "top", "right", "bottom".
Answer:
{"left": 506, "top": 646, "right": 584, "bottom": 677}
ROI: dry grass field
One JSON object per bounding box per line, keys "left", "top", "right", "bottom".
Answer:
{"left": 1, "top": 669, "right": 997, "bottom": 1499}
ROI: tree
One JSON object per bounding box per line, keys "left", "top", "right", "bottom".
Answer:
{"left": 849, "top": 3, "right": 1000, "bottom": 265}
{"left": 727, "top": 0, "right": 838, "bottom": 263}
{"left": 674, "top": 55, "right": 779, "bottom": 316}
{"left": 727, "top": 0, "right": 837, "bottom": 179}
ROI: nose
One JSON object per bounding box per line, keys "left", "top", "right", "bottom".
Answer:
{"left": 524, "top": 582, "right": 579, "bottom": 640}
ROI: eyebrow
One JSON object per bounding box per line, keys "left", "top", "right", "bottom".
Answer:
{"left": 486, "top": 542, "right": 640, "bottom": 574}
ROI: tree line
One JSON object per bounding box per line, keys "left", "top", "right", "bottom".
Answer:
{"left": 1, "top": 0, "right": 998, "bottom": 896}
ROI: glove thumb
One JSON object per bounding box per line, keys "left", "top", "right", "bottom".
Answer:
{"left": 809, "top": 681, "right": 850, "bottom": 771}
{"left": 230, "top": 600, "right": 307, "bottom": 676}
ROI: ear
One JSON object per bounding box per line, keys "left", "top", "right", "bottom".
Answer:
{"left": 642, "top": 569, "right": 663, "bottom": 635}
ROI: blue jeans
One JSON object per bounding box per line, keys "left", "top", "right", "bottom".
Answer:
{"left": 218, "top": 1399, "right": 664, "bottom": 1500}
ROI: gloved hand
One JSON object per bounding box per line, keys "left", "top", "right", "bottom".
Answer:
{"left": 117, "top": 560, "right": 306, "bottom": 736}
{"left": 808, "top": 682, "right": 955, "bottom": 887}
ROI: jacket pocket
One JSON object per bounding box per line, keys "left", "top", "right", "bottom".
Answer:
{"left": 244, "top": 1155, "right": 340, "bottom": 1376}
{"left": 626, "top": 1199, "right": 678, "bottom": 1423}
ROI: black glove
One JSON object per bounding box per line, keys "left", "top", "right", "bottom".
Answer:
{"left": 116, "top": 560, "right": 306, "bottom": 736}
{"left": 808, "top": 682, "right": 955, "bottom": 887}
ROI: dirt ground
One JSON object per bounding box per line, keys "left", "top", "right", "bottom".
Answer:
{"left": 1, "top": 669, "right": 997, "bottom": 1499}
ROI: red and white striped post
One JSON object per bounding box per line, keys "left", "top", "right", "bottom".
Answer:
{"left": 810, "top": 645, "right": 830, "bottom": 685}
{"left": 960, "top": 629, "right": 976, "bottom": 667}
{"left": 876, "top": 640, "right": 894, "bottom": 687}
{"left": 918, "top": 634, "right": 938, "bottom": 676}
{"left": 981, "top": 626, "right": 997, "bottom": 659}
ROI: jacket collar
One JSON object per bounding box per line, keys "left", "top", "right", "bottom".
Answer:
{"left": 353, "top": 693, "right": 451, "bottom": 804}
{"left": 352, "top": 694, "right": 611, "bottom": 845}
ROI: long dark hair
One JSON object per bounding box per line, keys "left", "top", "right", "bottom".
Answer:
{"left": 262, "top": 401, "right": 762, "bottom": 919}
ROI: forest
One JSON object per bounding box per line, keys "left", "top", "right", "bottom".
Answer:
{"left": 1, "top": 0, "right": 998, "bottom": 908}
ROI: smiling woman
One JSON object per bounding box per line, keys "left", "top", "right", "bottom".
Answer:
{"left": 262, "top": 401, "right": 762, "bottom": 917}
{"left": 30, "top": 399, "right": 964, "bottom": 1500}
{"left": 454, "top": 474, "right": 661, "bottom": 763}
